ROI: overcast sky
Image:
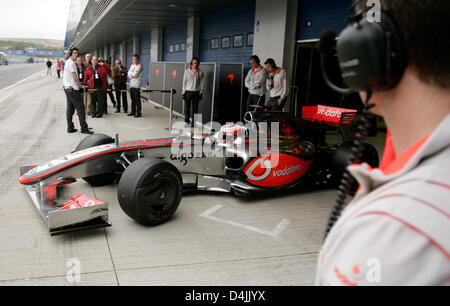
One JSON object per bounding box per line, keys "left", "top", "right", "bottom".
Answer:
{"left": 0, "top": 0, "right": 71, "bottom": 40}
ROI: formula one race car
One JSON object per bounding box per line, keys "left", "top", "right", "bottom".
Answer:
{"left": 19, "top": 105, "right": 379, "bottom": 235}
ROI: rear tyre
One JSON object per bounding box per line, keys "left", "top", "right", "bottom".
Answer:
{"left": 117, "top": 158, "right": 183, "bottom": 226}
{"left": 75, "top": 134, "right": 116, "bottom": 186}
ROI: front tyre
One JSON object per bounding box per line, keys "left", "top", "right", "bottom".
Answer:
{"left": 75, "top": 134, "right": 116, "bottom": 186}
{"left": 117, "top": 158, "right": 183, "bottom": 226}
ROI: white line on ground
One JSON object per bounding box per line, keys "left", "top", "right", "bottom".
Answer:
{"left": 116, "top": 124, "right": 155, "bottom": 131}
{"left": 199, "top": 205, "right": 290, "bottom": 238}
{"left": 0, "top": 92, "right": 14, "bottom": 104}
{"left": 0, "top": 69, "right": 46, "bottom": 94}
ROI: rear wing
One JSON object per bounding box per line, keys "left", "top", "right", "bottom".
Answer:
{"left": 302, "top": 105, "right": 358, "bottom": 126}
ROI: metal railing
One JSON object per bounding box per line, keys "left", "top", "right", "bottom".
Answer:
{"left": 81, "top": 86, "right": 176, "bottom": 128}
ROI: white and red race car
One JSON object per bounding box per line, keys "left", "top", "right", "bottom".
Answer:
{"left": 19, "top": 106, "right": 379, "bottom": 235}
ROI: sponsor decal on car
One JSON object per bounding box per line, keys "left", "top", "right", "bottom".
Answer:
{"left": 244, "top": 154, "right": 313, "bottom": 187}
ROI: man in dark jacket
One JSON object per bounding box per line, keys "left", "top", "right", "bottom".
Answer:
{"left": 112, "top": 59, "right": 128, "bottom": 113}
{"left": 46, "top": 59, "right": 52, "bottom": 76}
{"left": 83, "top": 56, "right": 108, "bottom": 118}
{"left": 76, "top": 55, "right": 86, "bottom": 105}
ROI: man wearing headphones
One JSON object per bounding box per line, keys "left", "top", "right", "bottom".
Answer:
{"left": 183, "top": 57, "right": 204, "bottom": 127}
{"left": 264, "top": 58, "right": 289, "bottom": 111}
{"left": 63, "top": 47, "right": 93, "bottom": 135}
{"left": 245, "top": 55, "right": 267, "bottom": 112}
{"left": 316, "top": 0, "right": 449, "bottom": 286}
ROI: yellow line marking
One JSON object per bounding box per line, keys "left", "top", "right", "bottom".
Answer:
{"left": 50, "top": 96, "right": 55, "bottom": 104}
{"left": 0, "top": 92, "right": 14, "bottom": 103}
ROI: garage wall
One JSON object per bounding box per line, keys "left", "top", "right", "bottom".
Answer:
{"left": 297, "top": 0, "right": 352, "bottom": 40}
{"left": 162, "top": 22, "right": 187, "bottom": 62}
{"left": 139, "top": 33, "right": 151, "bottom": 87}
{"left": 199, "top": 0, "right": 255, "bottom": 69}
{"left": 125, "top": 38, "right": 134, "bottom": 69}
{"left": 199, "top": 0, "right": 256, "bottom": 121}
{"left": 112, "top": 43, "right": 120, "bottom": 63}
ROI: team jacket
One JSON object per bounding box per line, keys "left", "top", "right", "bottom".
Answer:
{"left": 128, "top": 62, "right": 143, "bottom": 88}
{"left": 316, "top": 114, "right": 450, "bottom": 286}
{"left": 83, "top": 65, "right": 108, "bottom": 93}
{"left": 245, "top": 66, "right": 267, "bottom": 96}
{"left": 266, "top": 68, "right": 289, "bottom": 100}
{"left": 182, "top": 67, "right": 204, "bottom": 94}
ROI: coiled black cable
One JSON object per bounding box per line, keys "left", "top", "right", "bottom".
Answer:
{"left": 324, "top": 92, "right": 375, "bottom": 238}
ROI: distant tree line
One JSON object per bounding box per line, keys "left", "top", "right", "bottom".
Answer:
{"left": 0, "top": 40, "right": 63, "bottom": 51}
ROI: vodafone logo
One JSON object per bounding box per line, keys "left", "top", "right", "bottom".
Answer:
{"left": 244, "top": 154, "right": 313, "bottom": 188}
{"left": 273, "top": 165, "right": 301, "bottom": 177}
{"left": 317, "top": 108, "right": 342, "bottom": 118}
{"left": 245, "top": 158, "right": 302, "bottom": 181}
{"left": 245, "top": 158, "right": 272, "bottom": 181}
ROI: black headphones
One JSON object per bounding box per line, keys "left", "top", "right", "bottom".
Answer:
{"left": 68, "top": 47, "right": 79, "bottom": 56}
{"left": 264, "top": 58, "right": 277, "bottom": 69}
{"left": 336, "top": 10, "right": 406, "bottom": 92}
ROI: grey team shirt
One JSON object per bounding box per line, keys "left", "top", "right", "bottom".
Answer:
{"left": 266, "top": 68, "right": 289, "bottom": 99}
{"left": 316, "top": 114, "right": 450, "bottom": 286}
{"left": 245, "top": 67, "right": 267, "bottom": 96}
{"left": 183, "top": 68, "right": 204, "bottom": 94}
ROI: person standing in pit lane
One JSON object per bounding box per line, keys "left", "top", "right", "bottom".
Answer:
{"left": 56, "top": 60, "right": 62, "bottom": 79}
{"left": 76, "top": 55, "right": 86, "bottom": 104}
{"left": 84, "top": 56, "right": 108, "bottom": 118}
{"left": 83, "top": 53, "right": 93, "bottom": 115}
{"left": 63, "top": 47, "right": 93, "bottom": 135}
{"left": 112, "top": 59, "right": 128, "bottom": 114}
{"left": 245, "top": 55, "right": 267, "bottom": 112}
{"left": 182, "top": 57, "right": 204, "bottom": 127}
{"left": 99, "top": 57, "right": 116, "bottom": 114}
{"left": 264, "top": 58, "right": 289, "bottom": 111}
{"left": 128, "top": 54, "right": 143, "bottom": 118}
{"left": 46, "top": 59, "right": 52, "bottom": 76}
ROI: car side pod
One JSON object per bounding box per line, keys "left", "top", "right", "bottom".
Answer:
{"left": 19, "top": 166, "right": 111, "bottom": 236}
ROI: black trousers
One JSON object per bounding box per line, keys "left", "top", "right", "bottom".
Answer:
{"left": 266, "top": 96, "right": 287, "bottom": 111}
{"left": 130, "top": 88, "right": 142, "bottom": 115}
{"left": 90, "top": 86, "right": 106, "bottom": 116}
{"left": 64, "top": 88, "right": 88, "bottom": 131}
{"left": 115, "top": 83, "right": 128, "bottom": 112}
{"left": 107, "top": 84, "right": 116, "bottom": 105}
{"left": 246, "top": 94, "right": 265, "bottom": 112}
{"left": 184, "top": 91, "right": 200, "bottom": 124}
